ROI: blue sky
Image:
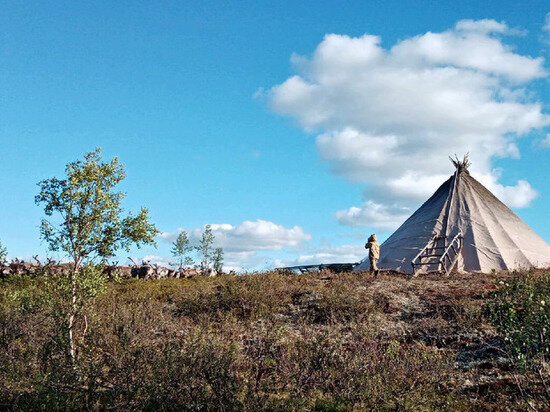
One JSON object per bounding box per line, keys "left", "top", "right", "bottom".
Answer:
{"left": 1, "top": 1, "right": 549, "bottom": 271}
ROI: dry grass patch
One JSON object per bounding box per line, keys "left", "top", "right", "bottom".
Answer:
{"left": 1, "top": 269, "right": 548, "bottom": 410}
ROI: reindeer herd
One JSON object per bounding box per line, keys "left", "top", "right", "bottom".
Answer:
{"left": 0, "top": 256, "right": 217, "bottom": 280}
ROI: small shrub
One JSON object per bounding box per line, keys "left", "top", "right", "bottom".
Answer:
{"left": 484, "top": 271, "right": 550, "bottom": 368}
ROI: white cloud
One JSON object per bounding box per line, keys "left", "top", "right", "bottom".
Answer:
{"left": 454, "top": 19, "right": 515, "bottom": 34}
{"left": 477, "top": 173, "right": 538, "bottom": 208}
{"left": 159, "top": 219, "right": 312, "bottom": 271}
{"left": 161, "top": 220, "right": 311, "bottom": 252}
{"left": 335, "top": 201, "right": 410, "bottom": 229}
{"left": 393, "top": 24, "right": 539, "bottom": 82}
{"left": 268, "top": 19, "right": 548, "bottom": 223}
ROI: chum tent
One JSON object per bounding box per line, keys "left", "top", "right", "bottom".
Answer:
{"left": 355, "top": 156, "right": 550, "bottom": 274}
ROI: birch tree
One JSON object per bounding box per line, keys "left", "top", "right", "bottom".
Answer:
{"left": 171, "top": 231, "right": 194, "bottom": 270}
{"left": 196, "top": 224, "right": 214, "bottom": 272}
{"left": 0, "top": 240, "right": 7, "bottom": 263}
{"left": 212, "top": 247, "right": 224, "bottom": 274}
{"left": 35, "top": 148, "right": 158, "bottom": 363}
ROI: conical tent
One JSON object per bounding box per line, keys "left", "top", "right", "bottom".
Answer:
{"left": 355, "top": 156, "right": 550, "bottom": 274}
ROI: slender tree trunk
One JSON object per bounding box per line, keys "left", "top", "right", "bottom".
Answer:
{"left": 68, "top": 259, "right": 79, "bottom": 365}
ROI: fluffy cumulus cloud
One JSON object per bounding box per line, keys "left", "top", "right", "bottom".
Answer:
{"left": 160, "top": 220, "right": 311, "bottom": 252}
{"left": 268, "top": 19, "right": 549, "bottom": 228}
{"left": 159, "top": 220, "right": 312, "bottom": 271}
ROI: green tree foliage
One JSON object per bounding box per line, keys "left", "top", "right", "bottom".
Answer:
{"left": 196, "top": 224, "right": 215, "bottom": 271}
{"left": 0, "top": 239, "right": 7, "bottom": 263}
{"left": 35, "top": 148, "right": 158, "bottom": 266}
{"left": 171, "top": 231, "right": 194, "bottom": 269}
{"left": 35, "top": 148, "right": 158, "bottom": 363}
{"left": 212, "top": 247, "right": 224, "bottom": 273}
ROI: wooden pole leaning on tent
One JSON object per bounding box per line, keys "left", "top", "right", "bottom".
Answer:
{"left": 412, "top": 155, "right": 469, "bottom": 277}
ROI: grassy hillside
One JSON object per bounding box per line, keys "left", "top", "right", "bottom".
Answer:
{"left": 1, "top": 269, "right": 549, "bottom": 410}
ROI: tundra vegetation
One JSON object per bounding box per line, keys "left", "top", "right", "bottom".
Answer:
{"left": 1, "top": 267, "right": 549, "bottom": 410}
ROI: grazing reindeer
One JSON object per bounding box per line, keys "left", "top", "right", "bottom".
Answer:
{"left": 183, "top": 268, "right": 201, "bottom": 278}
{"left": 152, "top": 264, "right": 169, "bottom": 279}
{"left": 128, "top": 258, "right": 155, "bottom": 279}
{"left": 9, "top": 259, "right": 39, "bottom": 275}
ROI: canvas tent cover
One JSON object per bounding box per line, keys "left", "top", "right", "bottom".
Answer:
{"left": 355, "top": 157, "right": 550, "bottom": 274}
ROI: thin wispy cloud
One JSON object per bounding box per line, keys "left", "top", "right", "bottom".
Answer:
{"left": 544, "top": 13, "right": 550, "bottom": 34}
{"left": 540, "top": 134, "right": 550, "bottom": 149}
{"left": 543, "top": 12, "right": 550, "bottom": 44}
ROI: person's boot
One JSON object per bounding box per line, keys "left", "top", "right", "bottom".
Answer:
{"left": 374, "top": 269, "right": 379, "bottom": 277}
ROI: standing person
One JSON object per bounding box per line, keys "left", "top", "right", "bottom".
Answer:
{"left": 365, "top": 234, "right": 380, "bottom": 276}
